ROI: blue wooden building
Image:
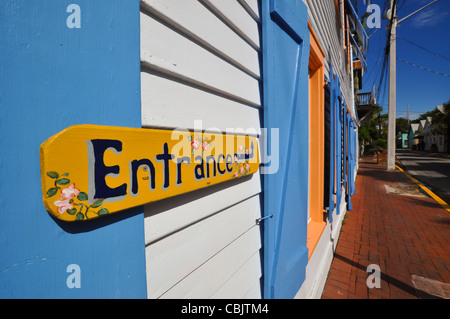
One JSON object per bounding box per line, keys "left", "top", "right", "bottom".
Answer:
{"left": 1, "top": 0, "right": 364, "bottom": 299}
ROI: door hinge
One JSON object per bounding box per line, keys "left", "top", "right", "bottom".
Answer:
{"left": 256, "top": 215, "right": 273, "bottom": 225}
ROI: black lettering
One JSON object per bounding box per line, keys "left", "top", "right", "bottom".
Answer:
{"left": 155, "top": 143, "right": 175, "bottom": 190}
{"left": 194, "top": 156, "right": 205, "bottom": 180}
{"left": 90, "top": 139, "right": 127, "bottom": 199}
{"left": 226, "top": 154, "right": 233, "bottom": 173}
{"left": 217, "top": 154, "right": 226, "bottom": 175}
{"left": 130, "top": 159, "right": 155, "bottom": 194}
{"left": 205, "top": 155, "right": 216, "bottom": 179}
{"left": 176, "top": 157, "right": 190, "bottom": 186}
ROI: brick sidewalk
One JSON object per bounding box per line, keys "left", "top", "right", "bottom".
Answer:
{"left": 322, "top": 155, "right": 450, "bottom": 299}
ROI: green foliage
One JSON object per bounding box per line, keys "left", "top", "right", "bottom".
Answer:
{"left": 396, "top": 117, "right": 409, "bottom": 134}
{"left": 412, "top": 101, "right": 449, "bottom": 135}
{"left": 358, "top": 104, "right": 388, "bottom": 154}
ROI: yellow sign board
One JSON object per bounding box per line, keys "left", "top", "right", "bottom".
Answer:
{"left": 40, "top": 125, "right": 259, "bottom": 222}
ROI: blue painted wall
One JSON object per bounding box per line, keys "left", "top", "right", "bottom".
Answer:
{"left": 0, "top": 1, "right": 146, "bottom": 298}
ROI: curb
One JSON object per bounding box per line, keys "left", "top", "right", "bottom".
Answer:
{"left": 395, "top": 164, "right": 450, "bottom": 213}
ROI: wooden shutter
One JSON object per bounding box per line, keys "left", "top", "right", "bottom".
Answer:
{"left": 324, "top": 77, "right": 333, "bottom": 218}
{"left": 325, "top": 67, "right": 338, "bottom": 222}
{"left": 262, "top": 0, "right": 310, "bottom": 299}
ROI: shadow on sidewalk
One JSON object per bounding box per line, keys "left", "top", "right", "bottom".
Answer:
{"left": 333, "top": 253, "right": 443, "bottom": 299}
{"left": 356, "top": 165, "right": 411, "bottom": 185}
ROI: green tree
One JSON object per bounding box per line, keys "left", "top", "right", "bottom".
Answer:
{"left": 396, "top": 117, "right": 409, "bottom": 135}
{"left": 358, "top": 104, "right": 388, "bottom": 154}
{"left": 414, "top": 103, "right": 449, "bottom": 135}
{"left": 410, "top": 100, "right": 449, "bottom": 153}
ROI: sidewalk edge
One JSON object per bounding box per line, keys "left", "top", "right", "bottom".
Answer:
{"left": 395, "top": 165, "right": 450, "bottom": 213}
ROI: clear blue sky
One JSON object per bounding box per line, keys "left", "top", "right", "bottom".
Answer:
{"left": 360, "top": 0, "right": 450, "bottom": 120}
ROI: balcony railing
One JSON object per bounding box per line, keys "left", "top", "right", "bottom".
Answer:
{"left": 349, "top": 31, "right": 367, "bottom": 70}
{"left": 357, "top": 92, "right": 376, "bottom": 106}
{"left": 346, "top": 0, "right": 369, "bottom": 53}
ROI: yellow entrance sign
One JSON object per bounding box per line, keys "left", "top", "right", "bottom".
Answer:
{"left": 40, "top": 125, "right": 260, "bottom": 222}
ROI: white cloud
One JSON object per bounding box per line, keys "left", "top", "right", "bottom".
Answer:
{"left": 410, "top": 6, "right": 448, "bottom": 28}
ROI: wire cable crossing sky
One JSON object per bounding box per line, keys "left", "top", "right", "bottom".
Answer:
{"left": 362, "top": 0, "right": 450, "bottom": 120}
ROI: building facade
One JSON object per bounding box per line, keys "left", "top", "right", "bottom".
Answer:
{"left": 1, "top": 0, "right": 364, "bottom": 299}
{"left": 408, "top": 123, "right": 420, "bottom": 149}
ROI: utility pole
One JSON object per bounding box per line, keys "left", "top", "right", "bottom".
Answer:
{"left": 407, "top": 104, "right": 410, "bottom": 127}
{"left": 387, "top": 0, "right": 397, "bottom": 170}
{"left": 386, "top": 0, "right": 441, "bottom": 170}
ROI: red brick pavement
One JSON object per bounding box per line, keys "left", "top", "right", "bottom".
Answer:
{"left": 321, "top": 155, "right": 450, "bottom": 299}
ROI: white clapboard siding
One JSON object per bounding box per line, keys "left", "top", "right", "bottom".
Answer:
{"left": 243, "top": 281, "right": 263, "bottom": 299}
{"left": 238, "top": 0, "right": 260, "bottom": 22}
{"left": 305, "top": 0, "right": 353, "bottom": 113}
{"left": 211, "top": 251, "right": 262, "bottom": 299}
{"left": 144, "top": 171, "right": 261, "bottom": 245}
{"left": 140, "top": 12, "right": 261, "bottom": 107}
{"left": 145, "top": 195, "right": 262, "bottom": 299}
{"left": 159, "top": 226, "right": 262, "bottom": 299}
{"left": 141, "top": 0, "right": 260, "bottom": 79}
{"left": 140, "top": 0, "right": 263, "bottom": 299}
{"left": 141, "top": 72, "right": 262, "bottom": 134}
{"left": 200, "top": 0, "right": 260, "bottom": 50}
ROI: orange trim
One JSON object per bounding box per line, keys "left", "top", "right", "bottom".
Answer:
{"left": 308, "top": 25, "right": 326, "bottom": 224}
{"left": 308, "top": 23, "right": 325, "bottom": 59}
{"left": 307, "top": 220, "right": 326, "bottom": 260}
{"left": 334, "top": 0, "right": 341, "bottom": 26}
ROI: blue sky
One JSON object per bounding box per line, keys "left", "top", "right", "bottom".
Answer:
{"left": 360, "top": 0, "right": 450, "bottom": 120}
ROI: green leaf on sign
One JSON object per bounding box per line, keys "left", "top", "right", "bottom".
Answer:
{"left": 77, "top": 192, "right": 88, "bottom": 201}
{"left": 47, "top": 187, "right": 59, "bottom": 198}
{"left": 56, "top": 178, "right": 70, "bottom": 185}
{"left": 76, "top": 212, "right": 85, "bottom": 221}
{"left": 47, "top": 171, "right": 59, "bottom": 179}
{"left": 66, "top": 208, "right": 77, "bottom": 215}
{"left": 97, "top": 208, "right": 109, "bottom": 216}
{"left": 91, "top": 199, "right": 104, "bottom": 208}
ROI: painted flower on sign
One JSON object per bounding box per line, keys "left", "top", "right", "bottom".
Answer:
{"left": 232, "top": 160, "right": 251, "bottom": 179}
{"left": 54, "top": 199, "right": 73, "bottom": 215}
{"left": 188, "top": 135, "right": 212, "bottom": 156}
{"left": 46, "top": 171, "right": 109, "bottom": 221}
{"left": 231, "top": 144, "right": 252, "bottom": 179}
{"left": 60, "top": 183, "right": 80, "bottom": 200}
{"left": 191, "top": 139, "right": 200, "bottom": 150}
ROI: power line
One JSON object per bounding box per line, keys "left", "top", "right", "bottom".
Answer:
{"left": 376, "top": 0, "right": 398, "bottom": 105}
{"left": 397, "top": 35, "right": 450, "bottom": 62}
{"left": 397, "top": 57, "right": 450, "bottom": 77}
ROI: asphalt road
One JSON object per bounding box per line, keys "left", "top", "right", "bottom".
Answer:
{"left": 396, "top": 149, "right": 450, "bottom": 205}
